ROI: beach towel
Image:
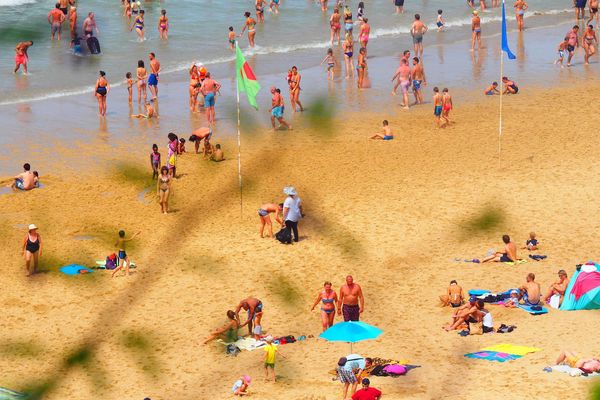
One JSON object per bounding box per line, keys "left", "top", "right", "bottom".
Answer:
{"left": 503, "top": 259, "right": 528, "bottom": 266}
{"left": 217, "top": 337, "right": 265, "bottom": 351}
{"left": 517, "top": 304, "right": 549, "bottom": 315}
{"left": 545, "top": 364, "right": 600, "bottom": 377}
{"left": 464, "top": 351, "right": 522, "bottom": 362}
{"left": 481, "top": 344, "right": 541, "bottom": 356}
{"left": 0, "top": 387, "right": 26, "bottom": 400}
{"left": 59, "top": 264, "right": 93, "bottom": 275}
{"left": 468, "top": 289, "right": 491, "bottom": 296}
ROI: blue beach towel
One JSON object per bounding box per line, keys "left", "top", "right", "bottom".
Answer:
{"left": 468, "top": 289, "right": 491, "bottom": 296}
{"left": 518, "top": 304, "right": 548, "bottom": 315}
{"left": 59, "top": 264, "right": 93, "bottom": 275}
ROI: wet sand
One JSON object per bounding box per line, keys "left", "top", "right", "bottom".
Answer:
{"left": 1, "top": 76, "right": 600, "bottom": 399}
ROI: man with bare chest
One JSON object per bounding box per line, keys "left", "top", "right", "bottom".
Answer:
{"left": 337, "top": 275, "right": 364, "bottom": 321}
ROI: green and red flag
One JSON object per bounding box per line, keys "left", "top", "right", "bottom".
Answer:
{"left": 235, "top": 43, "right": 261, "bottom": 110}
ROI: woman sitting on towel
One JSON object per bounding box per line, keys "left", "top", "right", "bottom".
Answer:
{"left": 556, "top": 351, "right": 600, "bottom": 374}
{"left": 203, "top": 310, "right": 240, "bottom": 344}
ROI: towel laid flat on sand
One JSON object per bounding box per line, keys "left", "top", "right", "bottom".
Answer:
{"left": 59, "top": 264, "right": 93, "bottom": 275}
{"left": 546, "top": 364, "right": 600, "bottom": 377}
{"left": 482, "top": 343, "right": 541, "bottom": 356}
{"left": 503, "top": 259, "right": 528, "bottom": 266}
{"left": 518, "top": 304, "right": 549, "bottom": 315}
{"left": 464, "top": 351, "right": 522, "bottom": 362}
{"left": 217, "top": 337, "right": 266, "bottom": 351}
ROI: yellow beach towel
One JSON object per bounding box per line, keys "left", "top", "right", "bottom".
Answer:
{"left": 482, "top": 343, "right": 541, "bottom": 356}
{"left": 503, "top": 259, "right": 528, "bottom": 266}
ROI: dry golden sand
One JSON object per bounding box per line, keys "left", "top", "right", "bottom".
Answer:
{"left": 2, "top": 81, "right": 600, "bottom": 400}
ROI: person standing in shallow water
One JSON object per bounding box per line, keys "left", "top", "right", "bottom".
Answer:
{"left": 22, "top": 224, "right": 42, "bottom": 276}
{"left": 94, "top": 70, "right": 109, "bottom": 117}
{"left": 240, "top": 12, "right": 257, "bottom": 47}
{"left": 288, "top": 66, "right": 304, "bottom": 112}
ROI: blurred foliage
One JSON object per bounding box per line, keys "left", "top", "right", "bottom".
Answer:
{"left": 121, "top": 331, "right": 159, "bottom": 377}
{"left": 590, "top": 382, "right": 600, "bottom": 400}
{"left": 268, "top": 274, "right": 301, "bottom": 307}
{"left": 305, "top": 96, "right": 336, "bottom": 136}
{"left": 111, "top": 162, "right": 154, "bottom": 190}
{"left": 0, "top": 340, "right": 43, "bottom": 358}
{"left": 460, "top": 205, "right": 505, "bottom": 236}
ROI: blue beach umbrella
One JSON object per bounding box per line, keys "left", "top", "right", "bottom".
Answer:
{"left": 319, "top": 321, "right": 383, "bottom": 352}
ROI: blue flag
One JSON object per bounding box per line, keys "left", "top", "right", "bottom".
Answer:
{"left": 501, "top": 0, "right": 516, "bottom": 59}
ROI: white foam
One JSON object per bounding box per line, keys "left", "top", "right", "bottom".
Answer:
{"left": 0, "top": 0, "right": 37, "bottom": 6}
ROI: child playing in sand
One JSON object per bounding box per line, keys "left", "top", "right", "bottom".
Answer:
{"left": 228, "top": 26, "right": 236, "bottom": 50}
{"left": 178, "top": 138, "right": 186, "bottom": 153}
{"left": 484, "top": 82, "right": 500, "bottom": 95}
{"left": 436, "top": 9, "right": 444, "bottom": 31}
{"left": 523, "top": 232, "right": 538, "bottom": 250}
{"left": 321, "top": 48, "right": 336, "bottom": 80}
{"left": 150, "top": 144, "right": 160, "bottom": 179}
{"left": 111, "top": 230, "right": 140, "bottom": 278}
{"left": 202, "top": 139, "right": 214, "bottom": 160}
{"left": 131, "top": 102, "right": 156, "bottom": 119}
{"left": 504, "top": 290, "right": 520, "bottom": 308}
{"left": 126, "top": 72, "right": 133, "bottom": 103}
{"left": 232, "top": 375, "right": 251, "bottom": 396}
{"left": 211, "top": 144, "right": 224, "bottom": 162}
{"left": 555, "top": 38, "right": 568, "bottom": 67}
{"left": 33, "top": 171, "right": 40, "bottom": 188}
{"left": 263, "top": 336, "right": 285, "bottom": 382}
{"left": 369, "top": 120, "right": 393, "bottom": 140}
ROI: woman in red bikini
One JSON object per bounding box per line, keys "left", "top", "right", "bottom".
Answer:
{"left": 311, "top": 281, "right": 339, "bottom": 332}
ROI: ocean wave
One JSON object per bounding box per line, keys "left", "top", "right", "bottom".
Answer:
{"left": 0, "top": 86, "right": 95, "bottom": 106}
{"left": 0, "top": 0, "right": 37, "bottom": 6}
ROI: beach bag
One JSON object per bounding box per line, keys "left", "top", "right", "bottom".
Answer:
{"left": 382, "top": 364, "right": 407, "bottom": 376}
{"left": 226, "top": 344, "right": 240, "bottom": 356}
{"left": 105, "top": 254, "right": 117, "bottom": 270}
{"left": 469, "top": 321, "right": 483, "bottom": 335}
{"left": 87, "top": 36, "right": 101, "bottom": 54}
{"left": 275, "top": 227, "right": 291, "bottom": 244}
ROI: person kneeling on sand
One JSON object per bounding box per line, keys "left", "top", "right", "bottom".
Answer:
{"left": 541, "top": 269, "right": 568, "bottom": 305}
{"left": 203, "top": 310, "right": 240, "bottom": 344}
{"left": 519, "top": 272, "right": 541, "bottom": 305}
{"left": 369, "top": 120, "right": 393, "bottom": 140}
{"left": 444, "top": 296, "right": 478, "bottom": 331}
{"left": 11, "top": 163, "right": 36, "bottom": 191}
{"left": 481, "top": 234, "right": 518, "bottom": 263}
{"left": 258, "top": 203, "right": 283, "bottom": 238}
{"left": 231, "top": 375, "right": 251, "bottom": 396}
{"left": 502, "top": 76, "right": 519, "bottom": 94}
{"left": 555, "top": 351, "right": 600, "bottom": 374}
{"left": 440, "top": 280, "right": 465, "bottom": 307}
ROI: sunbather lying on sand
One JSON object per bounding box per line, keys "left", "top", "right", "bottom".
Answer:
{"left": 203, "top": 310, "right": 240, "bottom": 344}
{"left": 556, "top": 351, "right": 600, "bottom": 374}
{"left": 481, "top": 234, "right": 518, "bottom": 263}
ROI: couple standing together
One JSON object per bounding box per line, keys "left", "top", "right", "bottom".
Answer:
{"left": 311, "top": 275, "right": 365, "bottom": 331}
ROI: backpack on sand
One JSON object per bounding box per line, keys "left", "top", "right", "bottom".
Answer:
{"left": 275, "top": 228, "right": 291, "bottom": 244}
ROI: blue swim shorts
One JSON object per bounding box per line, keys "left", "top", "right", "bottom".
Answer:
{"left": 204, "top": 92, "right": 215, "bottom": 107}
{"left": 148, "top": 73, "right": 158, "bottom": 86}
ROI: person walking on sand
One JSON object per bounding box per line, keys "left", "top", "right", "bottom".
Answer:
{"left": 481, "top": 234, "right": 518, "bottom": 263}
{"left": 200, "top": 72, "right": 221, "bottom": 125}
{"left": 330, "top": 7, "right": 342, "bottom": 45}
{"left": 582, "top": 24, "right": 597, "bottom": 65}
{"left": 311, "top": 281, "right": 338, "bottom": 331}
{"left": 514, "top": 0, "right": 528, "bottom": 32}
{"left": 12, "top": 163, "right": 35, "bottom": 191}
{"left": 156, "top": 166, "right": 172, "bottom": 214}
{"left": 270, "top": 87, "right": 291, "bottom": 130}
{"left": 288, "top": 66, "right": 304, "bottom": 112}
{"left": 263, "top": 336, "right": 285, "bottom": 382}
{"left": 433, "top": 87, "right": 443, "bottom": 128}
{"left": 441, "top": 88, "right": 452, "bottom": 126}
{"left": 111, "top": 230, "right": 140, "bottom": 278}
{"left": 282, "top": 186, "right": 303, "bottom": 243}
{"left": 391, "top": 59, "right": 411, "bottom": 109}
{"left": 14, "top": 41, "right": 33, "bottom": 75}
{"left": 338, "top": 275, "right": 364, "bottom": 321}
{"left": 48, "top": 3, "right": 66, "bottom": 41}
{"left": 22, "top": 224, "right": 41, "bottom": 276}
{"left": 410, "top": 14, "right": 428, "bottom": 58}
{"left": 566, "top": 25, "right": 580, "bottom": 66}
{"left": 148, "top": 53, "right": 161, "bottom": 100}
{"left": 240, "top": 12, "right": 257, "bottom": 47}
{"left": 94, "top": 70, "right": 109, "bottom": 117}
{"left": 471, "top": 11, "right": 481, "bottom": 51}
{"left": 412, "top": 56, "right": 426, "bottom": 105}
{"left": 258, "top": 202, "right": 283, "bottom": 238}
{"left": 235, "top": 297, "right": 263, "bottom": 336}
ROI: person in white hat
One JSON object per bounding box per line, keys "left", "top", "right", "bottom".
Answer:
{"left": 282, "top": 186, "right": 303, "bottom": 243}
{"left": 21, "top": 224, "right": 42, "bottom": 276}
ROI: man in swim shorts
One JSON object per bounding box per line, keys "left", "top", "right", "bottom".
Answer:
{"left": 410, "top": 14, "right": 428, "bottom": 58}
{"left": 200, "top": 72, "right": 221, "bottom": 125}
{"left": 519, "top": 273, "right": 541, "bottom": 305}
{"left": 369, "top": 119, "right": 393, "bottom": 140}
{"left": 338, "top": 275, "right": 364, "bottom": 321}
{"left": 395, "top": 0, "right": 404, "bottom": 14}
{"left": 48, "top": 3, "right": 66, "bottom": 41}
{"left": 566, "top": 25, "right": 580, "bottom": 66}
{"left": 481, "top": 234, "right": 518, "bottom": 263}
{"left": 83, "top": 12, "right": 99, "bottom": 38}
{"left": 148, "top": 52, "right": 161, "bottom": 100}
{"left": 391, "top": 59, "right": 411, "bottom": 109}
{"left": 14, "top": 41, "right": 33, "bottom": 74}
{"left": 432, "top": 87, "right": 443, "bottom": 128}
{"left": 235, "top": 297, "right": 263, "bottom": 335}
{"left": 270, "top": 87, "right": 291, "bottom": 130}
{"left": 58, "top": 0, "right": 71, "bottom": 16}
{"left": 12, "top": 163, "right": 35, "bottom": 191}
{"left": 411, "top": 56, "right": 426, "bottom": 104}
{"left": 576, "top": 0, "right": 588, "bottom": 20}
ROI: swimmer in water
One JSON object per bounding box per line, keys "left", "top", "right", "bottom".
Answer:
{"left": 514, "top": 0, "right": 528, "bottom": 32}
{"left": 130, "top": 9, "right": 145, "bottom": 41}
{"left": 240, "top": 11, "right": 257, "bottom": 47}
{"left": 14, "top": 41, "right": 33, "bottom": 75}
{"left": 158, "top": 9, "right": 169, "bottom": 40}
{"left": 436, "top": 9, "right": 445, "bottom": 31}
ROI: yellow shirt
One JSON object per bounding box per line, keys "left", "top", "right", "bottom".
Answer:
{"left": 264, "top": 343, "right": 277, "bottom": 364}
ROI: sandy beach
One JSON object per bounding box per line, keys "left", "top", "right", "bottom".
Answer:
{"left": 2, "top": 74, "right": 600, "bottom": 399}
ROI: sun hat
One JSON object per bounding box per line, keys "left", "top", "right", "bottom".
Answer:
{"left": 283, "top": 186, "right": 297, "bottom": 196}
{"left": 265, "top": 335, "right": 274, "bottom": 343}
{"left": 28, "top": 224, "right": 38, "bottom": 231}
{"left": 243, "top": 375, "right": 251, "bottom": 383}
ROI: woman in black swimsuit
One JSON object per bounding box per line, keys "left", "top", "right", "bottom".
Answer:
{"left": 94, "top": 70, "right": 110, "bottom": 116}
{"left": 22, "top": 224, "right": 41, "bottom": 276}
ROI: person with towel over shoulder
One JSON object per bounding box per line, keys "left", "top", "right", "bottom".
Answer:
{"left": 282, "top": 186, "right": 303, "bottom": 243}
